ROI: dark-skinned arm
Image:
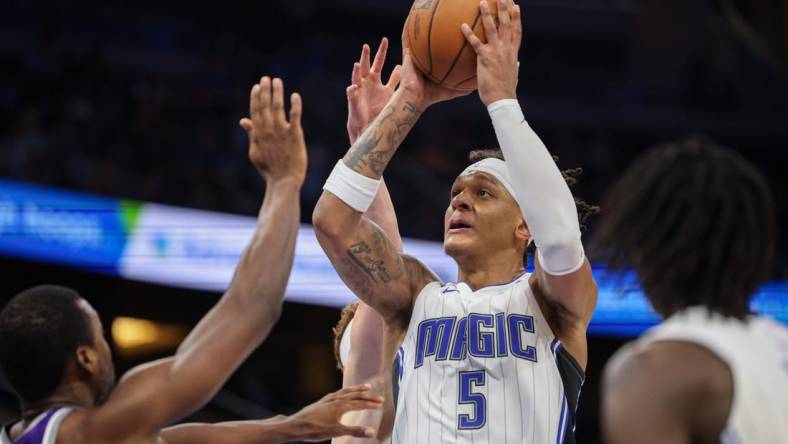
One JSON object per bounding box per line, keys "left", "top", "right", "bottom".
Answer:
{"left": 80, "top": 76, "right": 309, "bottom": 442}
{"left": 159, "top": 385, "right": 383, "bottom": 443}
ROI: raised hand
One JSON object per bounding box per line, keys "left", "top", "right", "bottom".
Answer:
{"left": 288, "top": 384, "right": 384, "bottom": 442}
{"left": 397, "top": 24, "right": 471, "bottom": 110}
{"left": 347, "top": 38, "right": 402, "bottom": 143}
{"left": 240, "top": 76, "right": 307, "bottom": 184}
{"left": 461, "top": 0, "right": 521, "bottom": 106}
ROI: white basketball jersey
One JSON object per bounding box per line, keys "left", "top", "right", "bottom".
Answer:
{"left": 392, "top": 275, "right": 583, "bottom": 444}
{"left": 639, "top": 306, "right": 788, "bottom": 444}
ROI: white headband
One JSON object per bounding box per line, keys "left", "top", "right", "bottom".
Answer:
{"left": 339, "top": 318, "right": 353, "bottom": 368}
{"left": 459, "top": 158, "right": 520, "bottom": 206}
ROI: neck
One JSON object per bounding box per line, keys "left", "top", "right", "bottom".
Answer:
{"left": 20, "top": 381, "right": 93, "bottom": 422}
{"left": 456, "top": 249, "right": 525, "bottom": 290}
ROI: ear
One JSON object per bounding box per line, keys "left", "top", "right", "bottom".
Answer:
{"left": 75, "top": 345, "right": 99, "bottom": 376}
{"left": 514, "top": 218, "right": 531, "bottom": 245}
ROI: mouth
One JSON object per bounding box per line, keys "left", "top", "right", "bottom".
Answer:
{"left": 447, "top": 219, "right": 473, "bottom": 235}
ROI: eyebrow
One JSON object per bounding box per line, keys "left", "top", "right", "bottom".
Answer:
{"left": 460, "top": 172, "right": 505, "bottom": 190}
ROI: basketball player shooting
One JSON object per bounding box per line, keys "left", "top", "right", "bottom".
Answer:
{"left": 0, "top": 77, "right": 383, "bottom": 444}
{"left": 596, "top": 138, "right": 788, "bottom": 444}
{"left": 313, "top": 0, "right": 598, "bottom": 442}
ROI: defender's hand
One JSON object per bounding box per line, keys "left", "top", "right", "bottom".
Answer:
{"left": 461, "top": 0, "right": 521, "bottom": 106}
{"left": 240, "top": 76, "right": 307, "bottom": 184}
{"left": 347, "top": 38, "right": 402, "bottom": 143}
{"left": 398, "top": 27, "right": 471, "bottom": 110}
{"left": 288, "top": 384, "right": 384, "bottom": 442}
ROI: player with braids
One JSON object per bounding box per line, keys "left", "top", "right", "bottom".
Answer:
{"left": 597, "top": 137, "right": 788, "bottom": 444}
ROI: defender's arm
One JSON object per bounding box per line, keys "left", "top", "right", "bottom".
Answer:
{"left": 159, "top": 385, "right": 383, "bottom": 444}
{"left": 82, "top": 77, "right": 307, "bottom": 441}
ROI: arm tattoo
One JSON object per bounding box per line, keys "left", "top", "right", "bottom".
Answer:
{"left": 345, "top": 225, "right": 405, "bottom": 286}
{"left": 343, "top": 101, "right": 423, "bottom": 178}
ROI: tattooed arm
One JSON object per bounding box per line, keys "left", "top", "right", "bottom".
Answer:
{"left": 313, "top": 45, "right": 466, "bottom": 321}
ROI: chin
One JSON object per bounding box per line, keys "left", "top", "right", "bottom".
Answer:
{"left": 444, "top": 237, "right": 475, "bottom": 261}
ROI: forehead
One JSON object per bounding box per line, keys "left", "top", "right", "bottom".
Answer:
{"left": 452, "top": 171, "right": 506, "bottom": 189}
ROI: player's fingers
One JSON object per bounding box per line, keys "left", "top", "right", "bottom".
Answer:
{"left": 333, "top": 384, "right": 372, "bottom": 397}
{"left": 371, "top": 37, "right": 389, "bottom": 75}
{"left": 461, "top": 23, "right": 484, "bottom": 54}
{"left": 347, "top": 84, "right": 359, "bottom": 101}
{"left": 272, "top": 78, "right": 286, "bottom": 125}
{"left": 239, "top": 118, "right": 253, "bottom": 132}
{"left": 386, "top": 64, "right": 402, "bottom": 89}
{"left": 334, "top": 390, "right": 384, "bottom": 402}
{"left": 259, "top": 76, "right": 272, "bottom": 121}
{"left": 497, "top": 0, "right": 511, "bottom": 41}
{"left": 288, "top": 92, "right": 302, "bottom": 129}
{"left": 480, "top": 1, "right": 499, "bottom": 44}
{"left": 249, "top": 84, "right": 261, "bottom": 118}
{"left": 338, "top": 425, "right": 376, "bottom": 439}
{"left": 351, "top": 62, "right": 361, "bottom": 86}
{"left": 360, "top": 44, "right": 371, "bottom": 77}
{"left": 512, "top": 3, "right": 523, "bottom": 49}
{"left": 339, "top": 400, "right": 384, "bottom": 414}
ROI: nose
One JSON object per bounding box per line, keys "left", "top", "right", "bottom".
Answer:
{"left": 451, "top": 190, "right": 472, "bottom": 211}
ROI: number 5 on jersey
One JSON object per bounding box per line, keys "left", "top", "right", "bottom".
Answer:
{"left": 458, "top": 370, "right": 487, "bottom": 429}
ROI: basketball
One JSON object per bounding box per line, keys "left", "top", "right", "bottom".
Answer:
{"left": 405, "top": 0, "right": 499, "bottom": 91}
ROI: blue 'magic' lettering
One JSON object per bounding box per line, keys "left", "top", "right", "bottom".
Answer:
{"left": 468, "top": 314, "right": 495, "bottom": 358}
{"left": 450, "top": 317, "right": 468, "bottom": 360}
{"left": 415, "top": 312, "right": 538, "bottom": 368}
{"left": 495, "top": 312, "right": 508, "bottom": 357}
{"left": 415, "top": 317, "right": 455, "bottom": 368}
{"left": 508, "top": 314, "right": 537, "bottom": 361}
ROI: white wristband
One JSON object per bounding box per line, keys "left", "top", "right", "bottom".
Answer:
{"left": 323, "top": 160, "right": 382, "bottom": 213}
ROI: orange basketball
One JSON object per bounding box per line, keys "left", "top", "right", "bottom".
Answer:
{"left": 405, "top": 0, "right": 499, "bottom": 91}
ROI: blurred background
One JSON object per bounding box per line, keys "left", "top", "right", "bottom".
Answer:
{"left": 1, "top": 0, "right": 787, "bottom": 442}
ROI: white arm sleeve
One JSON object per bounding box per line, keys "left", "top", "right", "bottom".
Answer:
{"left": 488, "top": 99, "right": 585, "bottom": 275}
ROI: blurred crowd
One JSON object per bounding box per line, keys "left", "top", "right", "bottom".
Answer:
{"left": 1, "top": 0, "right": 787, "bottom": 276}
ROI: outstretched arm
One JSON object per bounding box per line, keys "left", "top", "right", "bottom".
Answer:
{"left": 463, "top": 0, "right": 597, "bottom": 365}
{"left": 159, "top": 385, "right": 384, "bottom": 444}
{"left": 84, "top": 77, "right": 309, "bottom": 441}
{"left": 313, "top": 37, "right": 465, "bottom": 322}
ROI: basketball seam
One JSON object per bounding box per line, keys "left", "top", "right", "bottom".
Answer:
{"left": 453, "top": 75, "right": 478, "bottom": 89}
{"left": 439, "top": 10, "right": 482, "bottom": 85}
{"left": 426, "top": 0, "right": 443, "bottom": 75}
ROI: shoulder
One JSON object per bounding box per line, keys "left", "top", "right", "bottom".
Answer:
{"left": 401, "top": 254, "right": 441, "bottom": 295}
{"left": 606, "top": 339, "right": 732, "bottom": 399}
{"left": 603, "top": 340, "right": 732, "bottom": 439}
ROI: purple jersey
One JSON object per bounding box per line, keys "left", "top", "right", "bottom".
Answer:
{"left": 1, "top": 407, "right": 73, "bottom": 444}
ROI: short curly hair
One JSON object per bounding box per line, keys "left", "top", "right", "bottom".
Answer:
{"left": 331, "top": 302, "right": 359, "bottom": 370}
{"left": 0, "top": 285, "right": 94, "bottom": 403}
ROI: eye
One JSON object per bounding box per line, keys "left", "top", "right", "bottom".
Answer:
{"left": 450, "top": 189, "right": 460, "bottom": 198}
{"left": 478, "top": 189, "right": 492, "bottom": 198}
